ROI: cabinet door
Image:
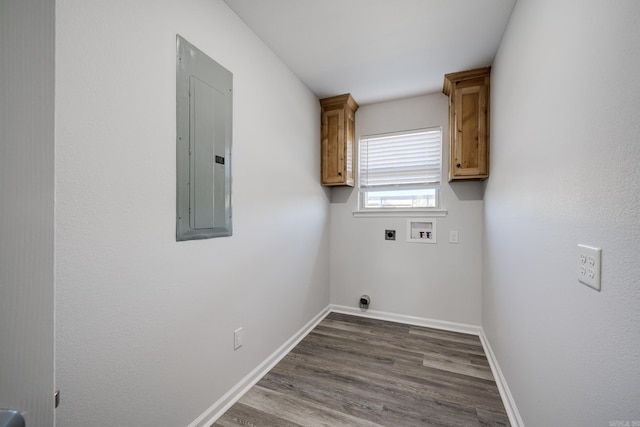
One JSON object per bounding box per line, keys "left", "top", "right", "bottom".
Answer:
{"left": 321, "top": 107, "right": 346, "bottom": 185}
{"left": 345, "top": 108, "right": 355, "bottom": 186}
{"left": 451, "top": 82, "right": 488, "bottom": 178}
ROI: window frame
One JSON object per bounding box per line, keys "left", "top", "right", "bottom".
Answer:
{"left": 354, "top": 126, "right": 447, "bottom": 218}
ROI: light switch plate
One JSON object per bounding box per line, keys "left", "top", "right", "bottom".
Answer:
{"left": 234, "top": 327, "right": 243, "bottom": 350}
{"left": 577, "top": 244, "right": 601, "bottom": 291}
{"left": 449, "top": 230, "right": 459, "bottom": 244}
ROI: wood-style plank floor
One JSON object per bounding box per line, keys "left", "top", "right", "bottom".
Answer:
{"left": 214, "top": 312, "right": 510, "bottom": 427}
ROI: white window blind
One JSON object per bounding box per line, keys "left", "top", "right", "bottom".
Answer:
{"left": 359, "top": 128, "right": 441, "bottom": 191}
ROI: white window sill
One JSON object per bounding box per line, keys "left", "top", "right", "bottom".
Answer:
{"left": 352, "top": 209, "right": 448, "bottom": 218}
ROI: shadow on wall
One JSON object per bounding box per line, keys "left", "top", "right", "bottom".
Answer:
{"left": 330, "top": 187, "right": 355, "bottom": 204}
{"left": 322, "top": 186, "right": 333, "bottom": 203}
{"left": 450, "top": 181, "right": 485, "bottom": 201}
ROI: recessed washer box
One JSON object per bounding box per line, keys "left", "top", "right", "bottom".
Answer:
{"left": 407, "top": 219, "right": 436, "bottom": 244}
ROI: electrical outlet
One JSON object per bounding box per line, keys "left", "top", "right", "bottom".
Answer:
{"left": 577, "top": 245, "right": 601, "bottom": 291}
{"left": 234, "top": 327, "right": 243, "bottom": 350}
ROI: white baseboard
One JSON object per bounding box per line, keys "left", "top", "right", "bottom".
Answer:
{"left": 478, "top": 328, "right": 525, "bottom": 427}
{"left": 187, "top": 305, "right": 331, "bottom": 427}
{"left": 329, "top": 304, "right": 482, "bottom": 335}
{"left": 189, "top": 304, "right": 523, "bottom": 427}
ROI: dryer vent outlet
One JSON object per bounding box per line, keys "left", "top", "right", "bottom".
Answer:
{"left": 359, "top": 295, "right": 370, "bottom": 310}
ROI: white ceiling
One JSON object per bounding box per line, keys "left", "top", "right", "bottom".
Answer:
{"left": 223, "top": 0, "right": 516, "bottom": 105}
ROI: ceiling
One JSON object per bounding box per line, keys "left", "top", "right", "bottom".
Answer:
{"left": 223, "top": 0, "right": 516, "bottom": 105}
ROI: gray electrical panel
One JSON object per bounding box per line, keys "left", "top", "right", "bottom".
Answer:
{"left": 176, "top": 35, "right": 232, "bottom": 241}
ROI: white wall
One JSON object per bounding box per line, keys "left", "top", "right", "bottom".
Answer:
{"left": 55, "top": 1, "right": 329, "bottom": 426}
{"left": 0, "top": 1, "right": 55, "bottom": 425}
{"left": 484, "top": 0, "right": 640, "bottom": 425}
{"left": 330, "top": 94, "right": 484, "bottom": 325}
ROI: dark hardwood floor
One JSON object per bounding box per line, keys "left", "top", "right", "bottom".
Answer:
{"left": 214, "top": 312, "right": 510, "bottom": 427}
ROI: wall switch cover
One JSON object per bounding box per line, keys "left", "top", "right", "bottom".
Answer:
{"left": 577, "top": 244, "right": 601, "bottom": 291}
{"left": 449, "top": 230, "right": 459, "bottom": 244}
{"left": 234, "top": 327, "right": 243, "bottom": 350}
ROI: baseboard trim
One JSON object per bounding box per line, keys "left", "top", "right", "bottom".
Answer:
{"left": 188, "top": 305, "right": 331, "bottom": 427}
{"left": 329, "top": 304, "right": 482, "bottom": 335}
{"left": 189, "top": 304, "right": 523, "bottom": 427}
{"left": 478, "top": 328, "right": 525, "bottom": 427}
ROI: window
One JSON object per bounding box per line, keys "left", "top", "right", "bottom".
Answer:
{"left": 358, "top": 127, "right": 442, "bottom": 211}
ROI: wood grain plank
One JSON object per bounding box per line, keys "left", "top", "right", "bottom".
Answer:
{"left": 240, "top": 385, "right": 384, "bottom": 427}
{"left": 213, "top": 314, "right": 509, "bottom": 427}
{"left": 408, "top": 325, "right": 484, "bottom": 347}
{"left": 422, "top": 351, "right": 495, "bottom": 381}
{"left": 215, "top": 402, "right": 302, "bottom": 427}
{"left": 476, "top": 408, "right": 510, "bottom": 427}
{"left": 278, "top": 347, "right": 505, "bottom": 416}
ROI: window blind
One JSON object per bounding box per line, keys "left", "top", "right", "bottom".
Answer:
{"left": 359, "top": 128, "right": 441, "bottom": 190}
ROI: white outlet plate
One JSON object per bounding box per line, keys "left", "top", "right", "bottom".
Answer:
{"left": 577, "top": 244, "right": 601, "bottom": 291}
{"left": 233, "top": 327, "right": 243, "bottom": 350}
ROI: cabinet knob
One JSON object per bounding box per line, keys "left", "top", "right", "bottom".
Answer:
{"left": 456, "top": 163, "right": 461, "bottom": 168}
{"left": 338, "top": 172, "right": 342, "bottom": 176}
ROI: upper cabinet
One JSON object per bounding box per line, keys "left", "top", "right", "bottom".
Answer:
{"left": 443, "top": 67, "right": 490, "bottom": 181}
{"left": 320, "top": 94, "right": 359, "bottom": 186}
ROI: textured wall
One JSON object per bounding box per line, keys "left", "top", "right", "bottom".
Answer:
{"left": 330, "top": 94, "right": 484, "bottom": 326}
{"left": 55, "top": 1, "right": 329, "bottom": 426}
{"left": 0, "top": 1, "right": 55, "bottom": 425}
{"left": 484, "top": 0, "right": 640, "bottom": 424}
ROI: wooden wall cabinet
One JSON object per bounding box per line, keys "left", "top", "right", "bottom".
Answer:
{"left": 320, "top": 94, "right": 359, "bottom": 186}
{"left": 443, "top": 67, "right": 490, "bottom": 181}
